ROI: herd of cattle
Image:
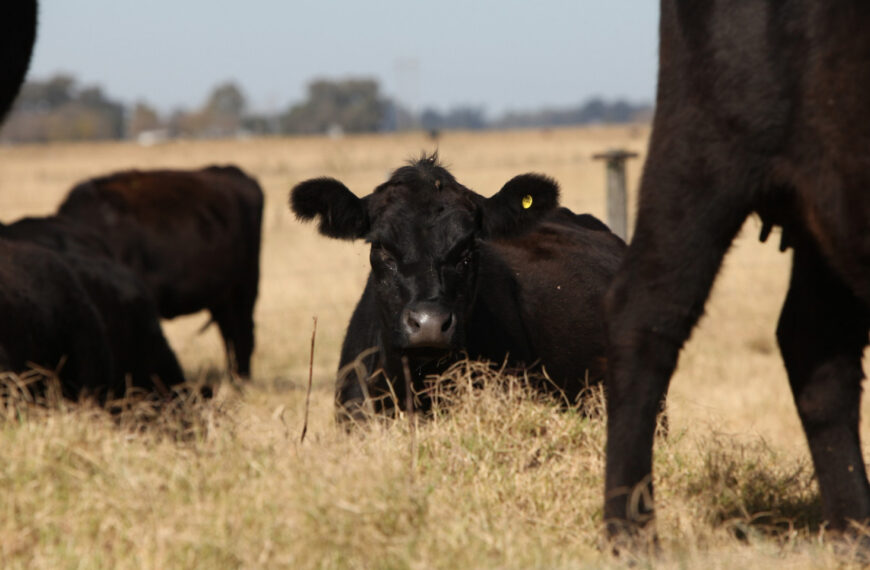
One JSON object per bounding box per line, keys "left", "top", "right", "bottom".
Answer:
{"left": 0, "top": 167, "right": 263, "bottom": 400}
{"left": 5, "top": 0, "right": 870, "bottom": 552}
{"left": 0, "top": 6, "right": 264, "bottom": 401}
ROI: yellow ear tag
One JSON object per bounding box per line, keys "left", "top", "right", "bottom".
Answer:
{"left": 521, "top": 194, "right": 533, "bottom": 209}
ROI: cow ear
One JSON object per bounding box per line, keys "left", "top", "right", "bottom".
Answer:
{"left": 480, "top": 173, "right": 560, "bottom": 238}
{"left": 290, "top": 177, "right": 370, "bottom": 240}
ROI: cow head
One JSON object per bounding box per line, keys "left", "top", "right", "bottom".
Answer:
{"left": 290, "top": 154, "right": 559, "bottom": 355}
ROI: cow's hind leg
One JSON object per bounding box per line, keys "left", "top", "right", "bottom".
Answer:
{"left": 211, "top": 292, "right": 255, "bottom": 379}
{"left": 603, "top": 160, "right": 751, "bottom": 540}
{"left": 777, "top": 239, "right": 870, "bottom": 531}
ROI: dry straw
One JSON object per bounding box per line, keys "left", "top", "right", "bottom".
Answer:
{"left": 1, "top": 128, "right": 868, "bottom": 567}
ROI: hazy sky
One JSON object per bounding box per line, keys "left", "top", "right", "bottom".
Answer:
{"left": 29, "top": 1, "right": 659, "bottom": 116}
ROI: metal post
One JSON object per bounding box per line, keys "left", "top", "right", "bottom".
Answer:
{"left": 593, "top": 149, "right": 638, "bottom": 242}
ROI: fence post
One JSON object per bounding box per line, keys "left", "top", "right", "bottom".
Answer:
{"left": 592, "top": 149, "right": 638, "bottom": 242}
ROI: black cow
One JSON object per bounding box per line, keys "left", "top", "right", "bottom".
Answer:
{"left": 56, "top": 166, "right": 264, "bottom": 378}
{"left": 0, "top": 1, "right": 36, "bottom": 123}
{"left": 291, "top": 155, "right": 625, "bottom": 421}
{"left": 604, "top": 1, "right": 870, "bottom": 540}
{"left": 1, "top": 216, "right": 186, "bottom": 395}
{"left": 0, "top": 0, "right": 117, "bottom": 399}
{"left": 0, "top": 240, "right": 116, "bottom": 399}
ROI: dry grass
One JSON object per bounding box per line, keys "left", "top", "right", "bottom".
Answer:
{"left": 0, "top": 126, "right": 868, "bottom": 567}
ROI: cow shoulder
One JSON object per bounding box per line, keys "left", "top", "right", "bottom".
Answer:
{"left": 203, "top": 164, "right": 247, "bottom": 178}
{"left": 546, "top": 207, "right": 615, "bottom": 234}
{"left": 58, "top": 179, "right": 130, "bottom": 218}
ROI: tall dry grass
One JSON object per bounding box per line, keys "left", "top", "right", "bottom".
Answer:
{"left": 0, "top": 126, "right": 867, "bottom": 567}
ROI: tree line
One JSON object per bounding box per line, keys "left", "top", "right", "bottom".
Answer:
{"left": 0, "top": 74, "right": 651, "bottom": 144}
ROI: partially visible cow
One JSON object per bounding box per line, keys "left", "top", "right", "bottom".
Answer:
{"left": 1, "top": 216, "right": 186, "bottom": 395}
{"left": 0, "top": 0, "right": 118, "bottom": 398}
{"left": 0, "top": 1, "right": 37, "bottom": 123}
{"left": 291, "top": 155, "right": 625, "bottom": 421}
{"left": 57, "top": 166, "right": 264, "bottom": 378}
{"left": 0, "top": 240, "right": 116, "bottom": 399}
{"left": 604, "top": 0, "right": 870, "bottom": 540}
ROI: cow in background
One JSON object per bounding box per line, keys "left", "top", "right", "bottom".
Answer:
{"left": 0, "top": 0, "right": 119, "bottom": 398}
{"left": 1, "top": 216, "right": 186, "bottom": 395}
{"left": 291, "top": 155, "right": 625, "bottom": 422}
{"left": 57, "top": 166, "right": 264, "bottom": 378}
{"left": 0, "top": 240, "right": 117, "bottom": 399}
{"left": 604, "top": 0, "right": 870, "bottom": 541}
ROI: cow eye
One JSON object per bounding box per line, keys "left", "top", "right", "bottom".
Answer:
{"left": 457, "top": 249, "right": 473, "bottom": 269}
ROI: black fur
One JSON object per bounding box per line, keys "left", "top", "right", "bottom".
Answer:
{"left": 291, "top": 156, "right": 625, "bottom": 422}
{"left": 57, "top": 166, "right": 264, "bottom": 378}
{"left": 0, "top": 240, "right": 114, "bottom": 399}
{"left": 0, "top": 1, "right": 115, "bottom": 398}
{"left": 0, "top": 0, "right": 36, "bottom": 122}
{"left": 604, "top": 0, "right": 870, "bottom": 540}
{"left": 481, "top": 173, "right": 560, "bottom": 238}
{"left": 1, "top": 216, "right": 185, "bottom": 395}
{"left": 290, "top": 178, "right": 370, "bottom": 240}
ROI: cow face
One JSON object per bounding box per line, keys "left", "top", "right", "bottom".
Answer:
{"left": 291, "top": 155, "right": 559, "bottom": 353}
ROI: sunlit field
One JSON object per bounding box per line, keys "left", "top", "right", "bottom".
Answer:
{"left": 0, "top": 126, "right": 867, "bottom": 567}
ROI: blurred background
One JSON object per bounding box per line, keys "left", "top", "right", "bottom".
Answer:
{"left": 3, "top": 0, "right": 657, "bottom": 144}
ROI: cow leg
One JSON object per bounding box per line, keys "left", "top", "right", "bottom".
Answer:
{"left": 211, "top": 294, "right": 255, "bottom": 379}
{"left": 777, "top": 240, "right": 870, "bottom": 530}
{"left": 136, "top": 317, "right": 186, "bottom": 394}
{"left": 65, "top": 305, "right": 115, "bottom": 402}
{"left": 603, "top": 163, "right": 751, "bottom": 539}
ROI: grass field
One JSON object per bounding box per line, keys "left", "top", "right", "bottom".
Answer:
{"left": 0, "top": 126, "right": 867, "bottom": 568}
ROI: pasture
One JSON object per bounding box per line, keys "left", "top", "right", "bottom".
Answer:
{"left": 0, "top": 126, "right": 865, "bottom": 567}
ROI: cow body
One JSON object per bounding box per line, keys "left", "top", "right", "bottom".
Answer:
{"left": 1, "top": 217, "right": 185, "bottom": 395}
{"left": 338, "top": 214, "right": 624, "bottom": 416}
{"left": 0, "top": 240, "right": 114, "bottom": 398}
{"left": 604, "top": 1, "right": 870, "bottom": 538}
{"left": 291, "top": 156, "right": 624, "bottom": 421}
{"left": 57, "top": 166, "right": 264, "bottom": 377}
{"left": 0, "top": 0, "right": 117, "bottom": 398}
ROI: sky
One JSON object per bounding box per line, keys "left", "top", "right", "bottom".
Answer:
{"left": 28, "top": 1, "right": 659, "bottom": 117}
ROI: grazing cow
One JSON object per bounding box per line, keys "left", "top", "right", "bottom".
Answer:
{"left": 0, "top": 240, "right": 116, "bottom": 398}
{"left": 0, "top": 0, "right": 117, "bottom": 398}
{"left": 604, "top": 1, "right": 870, "bottom": 540}
{"left": 291, "top": 155, "right": 625, "bottom": 421}
{"left": 1, "top": 216, "right": 186, "bottom": 395}
{"left": 56, "top": 166, "right": 264, "bottom": 378}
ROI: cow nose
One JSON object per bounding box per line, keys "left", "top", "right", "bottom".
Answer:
{"left": 402, "top": 305, "right": 455, "bottom": 348}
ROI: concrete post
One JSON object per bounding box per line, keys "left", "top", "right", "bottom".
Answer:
{"left": 593, "top": 149, "right": 638, "bottom": 242}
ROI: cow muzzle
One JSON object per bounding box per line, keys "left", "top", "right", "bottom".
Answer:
{"left": 401, "top": 303, "right": 456, "bottom": 349}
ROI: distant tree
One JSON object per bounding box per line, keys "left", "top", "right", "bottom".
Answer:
{"left": 420, "top": 105, "right": 487, "bottom": 131}
{"left": 205, "top": 82, "right": 246, "bottom": 117}
{"left": 167, "top": 108, "right": 203, "bottom": 138}
{"left": 281, "top": 78, "right": 386, "bottom": 134}
{"left": 0, "top": 74, "right": 126, "bottom": 142}
{"left": 491, "top": 97, "right": 652, "bottom": 130}
{"left": 381, "top": 99, "right": 415, "bottom": 132}
{"left": 241, "top": 113, "right": 276, "bottom": 136}
{"left": 166, "top": 81, "right": 248, "bottom": 138}
{"left": 76, "top": 85, "right": 124, "bottom": 138}
{"left": 128, "top": 102, "right": 162, "bottom": 138}
{"left": 14, "top": 74, "right": 75, "bottom": 111}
